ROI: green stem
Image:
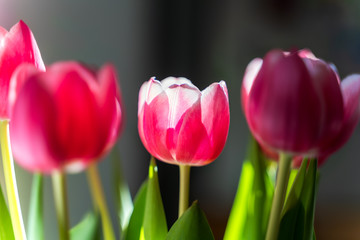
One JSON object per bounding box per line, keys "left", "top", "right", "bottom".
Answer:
{"left": 87, "top": 163, "right": 115, "bottom": 240}
{"left": 265, "top": 152, "right": 292, "bottom": 240}
{"left": 178, "top": 164, "right": 191, "bottom": 218}
{"left": 52, "top": 171, "right": 70, "bottom": 240}
{"left": 0, "top": 120, "right": 27, "bottom": 240}
{"left": 28, "top": 173, "right": 44, "bottom": 240}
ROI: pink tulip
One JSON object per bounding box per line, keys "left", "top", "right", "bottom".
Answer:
{"left": 9, "top": 61, "right": 123, "bottom": 173}
{"left": 242, "top": 49, "right": 360, "bottom": 159}
{"left": 138, "top": 77, "right": 230, "bottom": 166}
{"left": 0, "top": 20, "right": 45, "bottom": 119}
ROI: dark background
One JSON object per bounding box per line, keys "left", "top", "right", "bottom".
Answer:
{"left": 1, "top": 0, "right": 360, "bottom": 239}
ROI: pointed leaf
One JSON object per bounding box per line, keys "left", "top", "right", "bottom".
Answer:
{"left": 111, "top": 148, "right": 133, "bottom": 233}
{"left": 122, "top": 181, "right": 148, "bottom": 240}
{"left": 143, "top": 157, "right": 168, "bottom": 240}
{"left": 224, "top": 138, "right": 274, "bottom": 240}
{"left": 0, "top": 183, "right": 14, "bottom": 240}
{"left": 299, "top": 159, "right": 318, "bottom": 240}
{"left": 27, "top": 173, "right": 44, "bottom": 240}
{"left": 165, "top": 201, "right": 214, "bottom": 240}
{"left": 70, "top": 212, "right": 101, "bottom": 240}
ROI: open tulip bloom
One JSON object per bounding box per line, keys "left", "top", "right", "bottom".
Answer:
{"left": 241, "top": 49, "right": 360, "bottom": 240}
{"left": 138, "top": 77, "right": 230, "bottom": 216}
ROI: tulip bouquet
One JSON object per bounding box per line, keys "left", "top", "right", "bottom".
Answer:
{"left": 0, "top": 20, "right": 360, "bottom": 240}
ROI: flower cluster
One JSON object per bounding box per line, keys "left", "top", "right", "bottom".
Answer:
{"left": 1, "top": 20, "right": 360, "bottom": 240}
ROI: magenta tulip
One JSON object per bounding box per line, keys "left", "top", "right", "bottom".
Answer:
{"left": 242, "top": 49, "right": 360, "bottom": 158}
{"left": 138, "top": 77, "right": 230, "bottom": 166}
{"left": 0, "top": 20, "right": 45, "bottom": 119}
{"left": 9, "top": 61, "right": 123, "bottom": 173}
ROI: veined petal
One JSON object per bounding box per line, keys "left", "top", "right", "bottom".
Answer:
{"left": 140, "top": 92, "right": 173, "bottom": 161}
{"left": 165, "top": 83, "right": 201, "bottom": 129}
{"left": 175, "top": 100, "right": 212, "bottom": 165}
{"left": 200, "top": 81, "right": 230, "bottom": 159}
{"left": 161, "top": 77, "right": 196, "bottom": 89}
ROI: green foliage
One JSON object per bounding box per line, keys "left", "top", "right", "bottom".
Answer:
{"left": 166, "top": 201, "right": 214, "bottom": 240}
{"left": 278, "top": 159, "right": 318, "bottom": 240}
{"left": 122, "top": 157, "right": 167, "bottom": 240}
{"left": 0, "top": 183, "right": 14, "bottom": 240}
{"left": 70, "top": 212, "right": 101, "bottom": 240}
{"left": 224, "top": 138, "right": 275, "bottom": 240}
{"left": 27, "top": 173, "right": 44, "bottom": 240}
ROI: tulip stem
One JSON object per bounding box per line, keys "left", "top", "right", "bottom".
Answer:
{"left": 265, "top": 152, "right": 292, "bottom": 240}
{"left": 52, "top": 170, "right": 70, "bottom": 240}
{"left": 0, "top": 120, "right": 27, "bottom": 240}
{"left": 178, "top": 164, "right": 191, "bottom": 218}
{"left": 87, "top": 163, "right": 115, "bottom": 240}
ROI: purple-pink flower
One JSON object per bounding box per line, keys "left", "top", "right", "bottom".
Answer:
{"left": 138, "top": 77, "right": 230, "bottom": 166}
{"left": 242, "top": 49, "right": 360, "bottom": 160}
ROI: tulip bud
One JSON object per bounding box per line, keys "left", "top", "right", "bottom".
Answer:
{"left": 138, "top": 77, "right": 230, "bottom": 166}
{"left": 9, "top": 61, "right": 123, "bottom": 173}
{"left": 242, "top": 49, "right": 360, "bottom": 160}
{"left": 0, "top": 20, "right": 45, "bottom": 119}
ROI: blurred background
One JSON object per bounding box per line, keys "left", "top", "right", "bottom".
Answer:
{"left": 1, "top": 0, "right": 360, "bottom": 239}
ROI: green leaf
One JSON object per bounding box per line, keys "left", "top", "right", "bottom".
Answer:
{"left": 70, "top": 211, "right": 101, "bottom": 240}
{"left": 112, "top": 148, "right": 133, "bottom": 234}
{"left": 0, "top": 182, "right": 14, "bottom": 240}
{"left": 224, "top": 138, "right": 274, "bottom": 240}
{"left": 165, "top": 201, "right": 214, "bottom": 240}
{"left": 278, "top": 159, "right": 318, "bottom": 240}
{"left": 143, "top": 157, "right": 168, "bottom": 240}
{"left": 122, "top": 181, "right": 148, "bottom": 240}
{"left": 27, "top": 173, "right": 44, "bottom": 240}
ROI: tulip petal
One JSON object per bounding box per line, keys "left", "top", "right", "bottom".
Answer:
{"left": 140, "top": 93, "right": 173, "bottom": 162}
{"left": 319, "top": 74, "right": 360, "bottom": 158}
{"left": 10, "top": 77, "right": 60, "bottom": 173}
{"left": 161, "top": 77, "right": 195, "bottom": 89}
{"left": 8, "top": 63, "right": 40, "bottom": 117}
{"left": 165, "top": 84, "right": 201, "bottom": 129}
{"left": 97, "top": 64, "right": 122, "bottom": 152}
{"left": 200, "top": 81, "right": 230, "bottom": 160}
{"left": 48, "top": 65, "right": 104, "bottom": 161}
{"left": 0, "top": 21, "right": 45, "bottom": 119}
{"left": 241, "top": 58, "right": 262, "bottom": 111}
{"left": 0, "top": 26, "right": 7, "bottom": 39}
{"left": 175, "top": 100, "right": 212, "bottom": 165}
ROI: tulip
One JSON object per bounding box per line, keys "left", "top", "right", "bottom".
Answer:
{"left": 0, "top": 20, "right": 45, "bottom": 119}
{"left": 9, "top": 61, "right": 122, "bottom": 172}
{"left": 0, "top": 20, "right": 45, "bottom": 240}
{"left": 242, "top": 49, "right": 360, "bottom": 158}
{"left": 9, "top": 61, "right": 122, "bottom": 240}
{"left": 138, "top": 77, "right": 230, "bottom": 217}
{"left": 138, "top": 77, "right": 230, "bottom": 166}
{"left": 241, "top": 49, "right": 360, "bottom": 240}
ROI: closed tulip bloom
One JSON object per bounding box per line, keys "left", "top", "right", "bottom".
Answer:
{"left": 9, "top": 61, "right": 123, "bottom": 173}
{"left": 242, "top": 49, "right": 360, "bottom": 158}
{"left": 0, "top": 20, "right": 45, "bottom": 119}
{"left": 138, "top": 77, "right": 230, "bottom": 166}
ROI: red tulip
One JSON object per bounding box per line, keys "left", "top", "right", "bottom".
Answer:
{"left": 138, "top": 77, "right": 230, "bottom": 166}
{"left": 242, "top": 49, "right": 360, "bottom": 158}
{"left": 9, "top": 61, "right": 123, "bottom": 173}
{"left": 0, "top": 20, "right": 45, "bottom": 119}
